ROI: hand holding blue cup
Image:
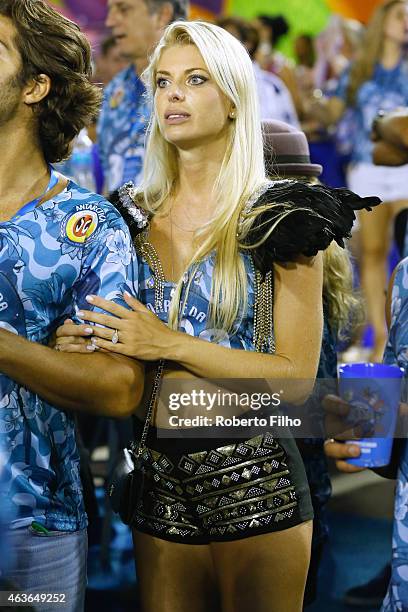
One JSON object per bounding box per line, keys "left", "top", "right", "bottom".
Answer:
{"left": 337, "top": 362, "right": 404, "bottom": 468}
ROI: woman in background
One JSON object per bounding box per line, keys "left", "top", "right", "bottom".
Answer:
{"left": 312, "top": 0, "right": 408, "bottom": 362}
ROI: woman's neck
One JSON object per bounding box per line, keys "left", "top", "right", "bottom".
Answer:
{"left": 172, "top": 141, "right": 227, "bottom": 217}
{"left": 381, "top": 38, "right": 404, "bottom": 68}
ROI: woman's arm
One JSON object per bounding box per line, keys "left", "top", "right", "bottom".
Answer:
{"left": 169, "top": 255, "right": 323, "bottom": 384}
{"left": 0, "top": 329, "right": 144, "bottom": 418}
{"left": 62, "top": 254, "right": 323, "bottom": 402}
{"left": 372, "top": 108, "right": 408, "bottom": 166}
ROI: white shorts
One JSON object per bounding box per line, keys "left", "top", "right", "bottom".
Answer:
{"left": 347, "top": 162, "right": 408, "bottom": 202}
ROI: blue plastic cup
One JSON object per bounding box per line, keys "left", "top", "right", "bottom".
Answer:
{"left": 337, "top": 362, "right": 404, "bottom": 468}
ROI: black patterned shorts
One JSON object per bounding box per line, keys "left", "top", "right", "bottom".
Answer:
{"left": 131, "top": 433, "right": 313, "bottom": 543}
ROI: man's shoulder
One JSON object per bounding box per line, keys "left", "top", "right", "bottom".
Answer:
{"left": 254, "top": 63, "right": 286, "bottom": 92}
{"left": 49, "top": 182, "right": 129, "bottom": 236}
{"left": 103, "top": 64, "right": 145, "bottom": 102}
{"left": 52, "top": 181, "right": 108, "bottom": 208}
{"left": 101, "top": 65, "right": 146, "bottom": 124}
{"left": 104, "top": 64, "right": 134, "bottom": 93}
{"left": 393, "top": 257, "right": 408, "bottom": 289}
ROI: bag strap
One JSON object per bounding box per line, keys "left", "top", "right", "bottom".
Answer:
{"left": 132, "top": 358, "right": 165, "bottom": 457}
{"left": 130, "top": 257, "right": 274, "bottom": 453}
{"left": 253, "top": 264, "right": 275, "bottom": 354}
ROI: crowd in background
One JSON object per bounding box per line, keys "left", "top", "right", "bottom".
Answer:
{"left": 66, "top": 4, "right": 406, "bottom": 365}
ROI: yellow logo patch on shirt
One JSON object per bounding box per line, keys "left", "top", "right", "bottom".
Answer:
{"left": 65, "top": 210, "right": 99, "bottom": 244}
{"left": 110, "top": 87, "right": 125, "bottom": 109}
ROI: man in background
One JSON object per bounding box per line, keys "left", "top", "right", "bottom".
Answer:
{"left": 93, "top": 35, "right": 129, "bottom": 87}
{"left": 217, "top": 16, "right": 300, "bottom": 127}
{"left": 98, "top": 0, "right": 188, "bottom": 194}
{"left": 324, "top": 108, "right": 408, "bottom": 609}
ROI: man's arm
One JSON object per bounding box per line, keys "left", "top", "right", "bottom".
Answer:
{"left": 0, "top": 329, "right": 144, "bottom": 418}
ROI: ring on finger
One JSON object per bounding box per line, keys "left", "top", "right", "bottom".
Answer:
{"left": 323, "top": 438, "right": 336, "bottom": 446}
{"left": 111, "top": 329, "right": 120, "bottom": 344}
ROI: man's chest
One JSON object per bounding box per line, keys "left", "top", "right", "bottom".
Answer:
{"left": 104, "top": 87, "right": 150, "bottom": 142}
{"left": 0, "top": 223, "right": 81, "bottom": 339}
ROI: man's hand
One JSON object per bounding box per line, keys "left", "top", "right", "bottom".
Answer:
{"left": 323, "top": 395, "right": 408, "bottom": 474}
{"left": 322, "top": 393, "right": 366, "bottom": 441}
{"left": 322, "top": 394, "right": 366, "bottom": 472}
{"left": 323, "top": 438, "right": 365, "bottom": 473}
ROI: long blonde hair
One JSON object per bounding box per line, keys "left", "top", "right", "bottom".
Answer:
{"left": 134, "top": 21, "right": 266, "bottom": 333}
{"left": 347, "top": 0, "right": 406, "bottom": 105}
{"left": 323, "top": 242, "right": 364, "bottom": 338}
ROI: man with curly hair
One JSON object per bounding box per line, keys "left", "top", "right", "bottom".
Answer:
{"left": 0, "top": 1, "right": 144, "bottom": 608}
{"left": 98, "top": 0, "right": 189, "bottom": 194}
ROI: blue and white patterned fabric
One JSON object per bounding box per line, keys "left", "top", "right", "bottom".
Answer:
{"left": 301, "top": 312, "right": 336, "bottom": 549}
{"left": 382, "top": 257, "right": 408, "bottom": 611}
{"left": 137, "top": 249, "right": 256, "bottom": 349}
{"left": 333, "top": 61, "right": 408, "bottom": 163}
{"left": 98, "top": 65, "right": 150, "bottom": 194}
{"left": 0, "top": 181, "right": 137, "bottom": 532}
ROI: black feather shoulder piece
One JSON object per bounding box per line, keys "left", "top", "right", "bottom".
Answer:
{"left": 108, "top": 182, "right": 149, "bottom": 239}
{"left": 240, "top": 180, "right": 381, "bottom": 276}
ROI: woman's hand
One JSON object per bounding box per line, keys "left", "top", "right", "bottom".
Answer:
{"left": 65, "top": 292, "right": 180, "bottom": 361}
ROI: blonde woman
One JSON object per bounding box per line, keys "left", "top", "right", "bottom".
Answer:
{"left": 312, "top": 0, "right": 408, "bottom": 362}
{"left": 56, "top": 22, "right": 378, "bottom": 612}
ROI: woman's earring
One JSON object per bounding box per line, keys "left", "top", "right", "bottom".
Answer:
{"left": 230, "top": 110, "right": 236, "bottom": 119}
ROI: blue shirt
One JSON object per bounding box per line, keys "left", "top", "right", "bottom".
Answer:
{"left": 98, "top": 65, "right": 150, "bottom": 193}
{"left": 334, "top": 61, "right": 408, "bottom": 163}
{"left": 382, "top": 257, "right": 408, "bottom": 611}
{"left": 0, "top": 182, "right": 137, "bottom": 532}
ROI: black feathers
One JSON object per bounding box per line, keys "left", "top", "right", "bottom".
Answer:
{"left": 242, "top": 181, "right": 381, "bottom": 275}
